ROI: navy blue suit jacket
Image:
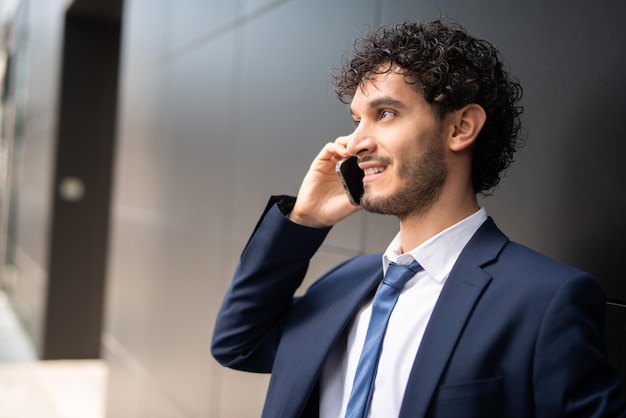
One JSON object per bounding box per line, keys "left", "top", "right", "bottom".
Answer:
{"left": 212, "top": 196, "right": 626, "bottom": 417}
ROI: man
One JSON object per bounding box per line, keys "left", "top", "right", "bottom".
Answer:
{"left": 212, "top": 20, "right": 626, "bottom": 417}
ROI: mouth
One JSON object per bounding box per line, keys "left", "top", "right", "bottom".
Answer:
{"left": 359, "top": 160, "right": 388, "bottom": 181}
{"left": 363, "top": 166, "right": 386, "bottom": 176}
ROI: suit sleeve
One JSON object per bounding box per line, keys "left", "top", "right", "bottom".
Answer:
{"left": 211, "top": 196, "right": 331, "bottom": 373}
{"left": 533, "top": 272, "right": 626, "bottom": 417}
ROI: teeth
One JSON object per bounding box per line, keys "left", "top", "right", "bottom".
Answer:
{"left": 364, "top": 167, "right": 385, "bottom": 175}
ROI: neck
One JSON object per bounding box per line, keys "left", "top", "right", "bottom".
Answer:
{"left": 397, "top": 188, "right": 479, "bottom": 253}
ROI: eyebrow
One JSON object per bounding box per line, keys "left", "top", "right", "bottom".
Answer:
{"left": 349, "top": 96, "right": 408, "bottom": 115}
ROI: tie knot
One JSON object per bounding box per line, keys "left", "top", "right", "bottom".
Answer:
{"left": 383, "top": 260, "right": 422, "bottom": 290}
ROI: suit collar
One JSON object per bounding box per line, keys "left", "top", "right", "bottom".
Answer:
{"left": 384, "top": 207, "right": 488, "bottom": 283}
{"left": 400, "top": 217, "right": 508, "bottom": 417}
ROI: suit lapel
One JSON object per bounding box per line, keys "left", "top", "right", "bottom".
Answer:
{"left": 268, "top": 254, "right": 383, "bottom": 418}
{"left": 399, "top": 218, "right": 508, "bottom": 418}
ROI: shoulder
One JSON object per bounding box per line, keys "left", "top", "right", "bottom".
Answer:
{"left": 463, "top": 218, "right": 605, "bottom": 312}
{"left": 497, "top": 239, "right": 594, "bottom": 286}
{"left": 471, "top": 217, "right": 595, "bottom": 288}
{"left": 479, "top": 239, "right": 607, "bottom": 323}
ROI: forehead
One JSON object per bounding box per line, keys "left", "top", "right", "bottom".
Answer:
{"left": 349, "top": 68, "right": 425, "bottom": 112}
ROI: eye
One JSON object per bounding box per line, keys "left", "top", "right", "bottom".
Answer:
{"left": 379, "top": 109, "right": 395, "bottom": 120}
{"left": 352, "top": 118, "right": 361, "bottom": 127}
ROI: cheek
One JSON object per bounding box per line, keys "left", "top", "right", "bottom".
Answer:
{"left": 392, "top": 141, "right": 422, "bottom": 168}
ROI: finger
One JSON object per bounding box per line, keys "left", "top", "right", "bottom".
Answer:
{"left": 318, "top": 141, "right": 350, "bottom": 161}
{"left": 334, "top": 134, "right": 351, "bottom": 147}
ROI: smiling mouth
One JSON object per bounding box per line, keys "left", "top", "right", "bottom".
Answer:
{"left": 363, "top": 167, "right": 386, "bottom": 176}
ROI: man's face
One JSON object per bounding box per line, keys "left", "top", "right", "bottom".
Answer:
{"left": 347, "top": 68, "right": 448, "bottom": 220}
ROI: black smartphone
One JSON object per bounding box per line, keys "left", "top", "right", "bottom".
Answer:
{"left": 336, "top": 156, "right": 364, "bottom": 206}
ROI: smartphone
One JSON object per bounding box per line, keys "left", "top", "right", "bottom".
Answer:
{"left": 336, "top": 156, "right": 364, "bottom": 206}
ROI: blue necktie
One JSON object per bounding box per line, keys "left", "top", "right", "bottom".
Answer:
{"left": 344, "top": 260, "right": 422, "bottom": 418}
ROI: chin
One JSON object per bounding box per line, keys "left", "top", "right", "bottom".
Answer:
{"left": 360, "top": 192, "right": 395, "bottom": 216}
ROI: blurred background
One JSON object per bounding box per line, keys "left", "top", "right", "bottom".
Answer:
{"left": 0, "top": 0, "right": 624, "bottom": 417}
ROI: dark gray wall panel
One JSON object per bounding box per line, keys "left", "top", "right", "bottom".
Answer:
{"left": 233, "top": 0, "right": 377, "bottom": 251}
{"left": 106, "top": 25, "right": 239, "bottom": 418}
{"left": 165, "top": 1, "right": 239, "bottom": 56}
{"left": 606, "top": 302, "right": 626, "bottom": 396}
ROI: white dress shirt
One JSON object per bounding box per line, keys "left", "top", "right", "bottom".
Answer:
{"left": 320, "top": 208, "right": 488, "bottom": 417}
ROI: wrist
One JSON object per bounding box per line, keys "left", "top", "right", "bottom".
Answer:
{"left": 287, "top": 209, "right": 331, "bottom": 229}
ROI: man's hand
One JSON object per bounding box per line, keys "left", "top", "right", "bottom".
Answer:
{"left": 288, "top": 135, "right": 362, "bottom": 228}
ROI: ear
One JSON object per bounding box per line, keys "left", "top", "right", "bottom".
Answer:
{"left": 448, "top": 104, "right": 486, "bottom": 152}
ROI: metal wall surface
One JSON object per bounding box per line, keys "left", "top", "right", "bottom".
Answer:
{"left": 104, "top": 0, "right": 626, "bottom": 416}
{"left": 2, "top": 0, "right": 122, "bottom": 360}
{"left": 2, "top": 0, "right": 66, "bottom": 355}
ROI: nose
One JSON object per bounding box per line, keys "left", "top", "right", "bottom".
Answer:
{"left": 346, "top": 124, "right": 376, "bottom": 157}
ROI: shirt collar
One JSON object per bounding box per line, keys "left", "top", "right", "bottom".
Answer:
{"left": 382, "top": 208, "right": 488, "bottom": 283}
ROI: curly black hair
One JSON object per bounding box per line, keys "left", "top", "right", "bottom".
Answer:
{"left": 333, "top": 20, "right": 523, "bottom": 195}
